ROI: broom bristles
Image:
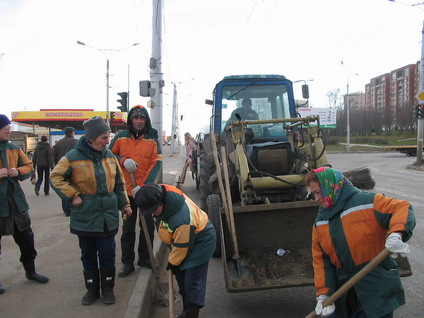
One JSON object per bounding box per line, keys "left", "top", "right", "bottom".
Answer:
{"left": 343, "top": 167, "right": 375, "bottom": 190}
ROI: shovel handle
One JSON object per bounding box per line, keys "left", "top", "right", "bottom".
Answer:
{"left": 305, "top": 248, "right": 391, "bottom": 318}
{"left": 123, "top": 172, "right": 138, "bottom": 221}
{"left": 129, "top": 172, "right": 137, "bottom": 188}
{"left": 129, "top": 172, "right": 159, "bottom": 278}
{"left": 168, "top": 270, "right": 174, "bottom": 318}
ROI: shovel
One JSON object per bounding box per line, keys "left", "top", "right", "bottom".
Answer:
{"left": 305, "top": 248, "right": 391, "bottom": 318}
{"left": 128, "top": 173, "right": 170, "bottom": 310}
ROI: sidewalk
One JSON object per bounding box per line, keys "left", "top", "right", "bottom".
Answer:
{"left": 0, "top": 144, "right": 185, "bottom": 318}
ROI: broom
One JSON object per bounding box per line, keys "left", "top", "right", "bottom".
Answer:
{"left": 343, "top": 167, "right": 375, "bottom": 190}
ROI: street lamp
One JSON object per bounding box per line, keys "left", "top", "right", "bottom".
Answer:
{"left": 76, "top": 41, "right": 140, "bottom": 124}
{"left": 341, "top": 61, "right": 358, "bottom": 152}
{"left": 169, "top": 78, "right": 195, "bottom": 156}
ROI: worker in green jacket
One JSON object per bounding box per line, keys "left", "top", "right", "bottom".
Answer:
{"left": 51, "top": 116, "right": 132, "bottom": 306}
{"left": 306, "top": 167, "right": 415, "bottom": 318}
{"left": 0, "top": 114, "right": 49, "bottom": 295}
{"left": 133, "top": 183, "right": 216, "bottom": 318}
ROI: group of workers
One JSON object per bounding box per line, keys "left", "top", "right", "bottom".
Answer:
{"left": 0, "top": 101, "right": 417, "bottom": 318}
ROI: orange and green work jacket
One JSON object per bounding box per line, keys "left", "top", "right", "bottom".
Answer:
{"left": 0, "top": 141, "right": 33, "bottom": 217}
{"left": 50, "top": 137, "right": 130, "bottom": 235}
{"left": 109, "top": 105, "right": 162, "bottom": 194}
{"left": 312, "top": 180, "right": 415, "bottom": 318}
{"left": 153, "top": 184, "right": 216, "bottom": 270}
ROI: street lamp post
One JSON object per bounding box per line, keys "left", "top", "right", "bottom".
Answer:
{"left": 346, "top": 80, "right": 351, "bottom": 152}
{"left": 341, "top": 61, "right": 358, "bottom": 152}
{"left": 169, "top": 78, "right": 195, "bottom": 156}
{"left": 76, "top": 41, "right": 139, "bottom": 124}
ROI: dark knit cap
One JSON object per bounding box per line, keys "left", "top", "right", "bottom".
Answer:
{"left": 129, "top": 107, "right": 145, "bottom": 120}
{"left": 134, "top": 184, "right": 164, "bottom": 215}
{"left": 83, "top": 116, "right": 110, "bottom": 140}
{"left": 0, "top": 114, "right": 11, "bottom": 130}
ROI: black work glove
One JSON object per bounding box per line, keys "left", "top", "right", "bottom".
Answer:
{"left": 166, "top": 262, "right": 178, "bottom": 274}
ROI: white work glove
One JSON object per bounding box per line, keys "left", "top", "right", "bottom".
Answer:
{"left": 315, "top": 295, "right": 336, "bottom": 317}
{"left": 132, "top": 185, "right": 141, "bottom": 197}
{"left": 385, "top": 232, "right": 409, "bottom": 258}
{"left": 124, "top": 158, "right": 138, "bottom": 173}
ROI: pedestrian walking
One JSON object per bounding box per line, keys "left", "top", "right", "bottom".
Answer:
{"left": 179, "top": 132, "right": 197, "bottom": 184}
{"left": 50, "top": 116, "right": 132, "bottom": 305}
{"left": 134, "top": 183, "right": 216, "bottom": 318}
{"left": 109, "top": 105, "right": 162, "bottom": 277}
{"left": 51, "top": 127, "right": 77, "bottom": 216}
{"left": 0, "top": 114, "right": 49, "bottom": 294}
{"left": 32, "top": 135, "right": 54, "bottom": 196}
{"left": 306, "top": 167, "right": 416, "bottom": 318}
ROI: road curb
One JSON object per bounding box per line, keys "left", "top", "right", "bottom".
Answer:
{"left": 124, "top": 240, "right": 167, "bottom": 318}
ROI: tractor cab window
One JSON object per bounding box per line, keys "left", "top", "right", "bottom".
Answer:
{"left": 221, "top": 84, "right": 291, "bottom": 139}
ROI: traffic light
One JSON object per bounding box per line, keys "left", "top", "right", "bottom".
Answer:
{"left": 419, "top": 105, "right": 424, "bottom": 119}
{"left": 413, "top": 105, "right": 420, "bottom": 119}
{"left": 117, "top": 92, "right": 128, "bottom": 112}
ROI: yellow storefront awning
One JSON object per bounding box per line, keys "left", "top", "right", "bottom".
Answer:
{"left": 11, "top": 109, "right": 127, "bottom": 131}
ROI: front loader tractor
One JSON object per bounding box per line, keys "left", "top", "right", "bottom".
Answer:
{"left": 196, "top": 74, "right": 330, "bottom": 292}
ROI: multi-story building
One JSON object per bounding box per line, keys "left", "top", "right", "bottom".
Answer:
{"left": 363, "top": 62, "right": 419, "bottom": 123}
{"left": 344, "top": 92, "right": 365, "bottom": 110}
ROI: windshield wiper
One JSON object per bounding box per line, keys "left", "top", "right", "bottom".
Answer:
{"left": 226, "top": 80, "right": 258, "bottom": 100}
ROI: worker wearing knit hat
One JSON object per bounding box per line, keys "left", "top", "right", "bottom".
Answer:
{"left": 83, "top": 116, "right": 110, "bottom": 141}
{"left": 0, "top": 114, "right": 11, "bottom": 130}
{"left": 0, "top": 113, "right": 49, "bottom": 290}
{"left": 63, "top": 126, "right": 75, "bottom": 136}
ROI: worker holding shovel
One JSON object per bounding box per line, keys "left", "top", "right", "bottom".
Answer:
{"left": 133, "top": 183, "right": 216, "bottom": 318}
{"left": 306, "top": 167, "right": 415, "bottom": 318}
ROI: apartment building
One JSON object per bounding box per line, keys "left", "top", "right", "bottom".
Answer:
{"left": 363, "top": 62, "right": 419, "bottom": 122}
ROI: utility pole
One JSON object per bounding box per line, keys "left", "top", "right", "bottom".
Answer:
{"left": 170, "top": 83, "right": 178, "bottom": 156}
{"left": 346, "top": 81, "right": 351, "bottom": 152}
{"left": 76, "top": 41, "right": 139, "bottom": 124}
{"left": 150, "top": 0, "right": 164, "bottom": 181}
{"left": 127, "top": 64, "right": 130, "bottom": 108}
{"left": 417, "top": 21, "right": 424, "bottom": 165}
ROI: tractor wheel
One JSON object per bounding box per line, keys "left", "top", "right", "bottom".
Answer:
{"left": 206, "top": 194, "right": 222, "bottom": 257}
{"left": 199, "top": 150, "right": 212, "bottom": 210}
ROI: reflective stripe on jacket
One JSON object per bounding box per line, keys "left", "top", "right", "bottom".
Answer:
{"left": 50, "top": 137, "right": 130, "bottom": 234}
{"left": 312, "top": 182, "right": 415, "bottom": 317}
{"left": 156, "top": 184, "right": 216, "bottom": 270}
{"left": 0, "top": 141, "right": 33, "bottom": 217}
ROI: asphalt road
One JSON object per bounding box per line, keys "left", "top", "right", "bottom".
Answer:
{"left": 152, "top": 151, "right": 424, "bottom": 318}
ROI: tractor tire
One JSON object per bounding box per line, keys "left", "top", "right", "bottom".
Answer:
{"left": 206, "top": 194, "right": 222, "bottom": 257}
{"left": 199, "top": 150, "right": 213, "bottom": 211}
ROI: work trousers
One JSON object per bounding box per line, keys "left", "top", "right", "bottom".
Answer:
{"left": 180, "top": 161, "right": 196, "bottom": 184}
{"left": 0, "top": 222, "right": 37, "bottom": 263}
{"left": 78, "top": 235, "right": 116, "bottom": 270}
{"left": 174, "top": 262, "right": 209, "bottom": 309}
{"left": 35, "top": 166, "right": 50, "bottom": 195}
{"left": 120, "top": 196, "right": 154, "bottom": 265}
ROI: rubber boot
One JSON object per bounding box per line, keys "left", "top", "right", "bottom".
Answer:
{"left": 82, "top": 269, "right": 100, "bottom": 305}
{"left": 185, "top": 308, "right": 199, "bottom": 318}
{"left": 174, "top": 298, "right": 187, "bottom": 318}
{"left": 174, "top": 311, "right": 186, "bottom": 318}
{"left": 22, "top": 260, "right": 49, "bottom": 284}
{"left": 100, "top": 268, "right": 115, "bottom": 304}
{"left": 0, "top": 281, "right": 5, "bottom": 294}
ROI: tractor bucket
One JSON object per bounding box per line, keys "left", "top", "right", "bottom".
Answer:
{"left": 220, "top": 200, "right": 319, "bottom": 292}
